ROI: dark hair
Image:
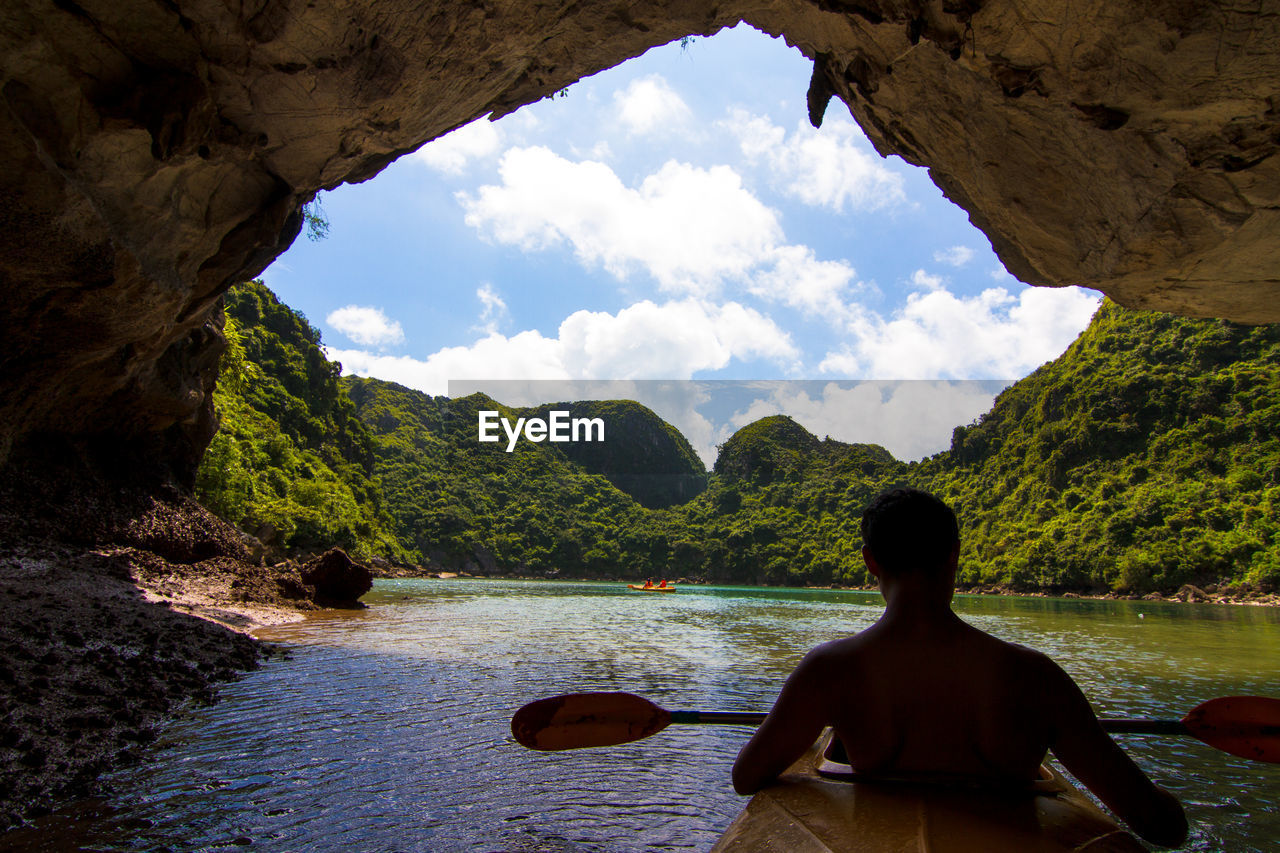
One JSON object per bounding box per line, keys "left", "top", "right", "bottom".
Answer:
{"left": 860, "top": 488, "right": 959, "bottom": 573}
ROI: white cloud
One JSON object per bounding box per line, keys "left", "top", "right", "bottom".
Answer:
{"left": 460, "top": 147, "right": 782, "bottom": 296}
{"left": 910, "top": 269, "right": 944, "bottom": 291}
{"left": 819, "top": 283, "right": 1101, "bottom": 378}
{"left": 411, "top": 117, "right": 502, "bottom": 174}
{"left": 326, "top": 329, "right": 564, "bottom": 394}
{"left": 572, "top": 140, "right": 615, "bottom": 162}
{"left": 726, "top": 380, "right": 1007, "bottom": 461}
{"left": 325, "top": 305, "right": 404, "bottom": 348}
{"left": 724, "top": 110, "right": 906, "bottom": 212}
{"left": 475, "top": 283, "right": 508, "bottom": 334}
{"left": 558, "top": 298, "right": 799, "bottom": 377}
{"left": 326, "top": 298, "right": 799, "bottom": 395}
{"left": 749, "top": 245, "right": 859, "bottom": 318}
{"left": 447, "top": 379, "right": 722, "bottom": 467}
{"left": 459, "top": 147, "right": 862, "bottom": 322}
{"left": 657, "top": 388, "right": 724, "bottom": 469}
{"left": 614, "top": 75, "right": 692, "bottom": 135}
{"left": 934, "top": 245, "right": 975, "bottom": 267}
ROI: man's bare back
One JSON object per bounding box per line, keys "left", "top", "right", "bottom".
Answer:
{"left": 732, "top": 488, "right": 1188, "bottom": 848}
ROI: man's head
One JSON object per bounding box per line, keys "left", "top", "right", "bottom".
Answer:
{"left": 860, "top": 488, "right": 960, "bottom": 576}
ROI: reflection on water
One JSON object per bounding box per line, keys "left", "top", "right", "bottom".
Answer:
{"left": 5, "top": 581, "right": 1278, "bottom": 852}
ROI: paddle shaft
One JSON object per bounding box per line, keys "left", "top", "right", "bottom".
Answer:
{"left": 513, "top": 691, "right": 1280, "bottom": 761}
{"left": 670, "top": 710, "right": 1191, "bottom": 737}
{"left": 670, "top": 710, "right": 765, "bottom": 725}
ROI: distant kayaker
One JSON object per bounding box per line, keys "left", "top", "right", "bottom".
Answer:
{"left": 642, "top": 579, "right": 654, "bottom": 589}
{"left": 732, "top": 487, "right": 1189, "bottom": 848}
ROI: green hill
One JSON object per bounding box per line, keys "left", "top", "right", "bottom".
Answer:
{"left": 193, "top": 281, "right": 408, "bottom": 561}
{"left": 921, "top": 300, "right": 1280, "bottom": 594}
{"left": 194, "top": 282, "right": 1280, "bottom": 594}
{"left": 342, "top": 380, "right": 678, "bottom": 574}
{"left": 715, "top": 415, "right": 822, "bottom": 484}
{"left": 525, "top": 399, "right": 707, "bottom": 508}
{"left": 682, "top": 422, "right": 908, "bottom": 586}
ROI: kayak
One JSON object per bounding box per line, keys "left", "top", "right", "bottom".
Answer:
{"left": 711, "top": 730, "right": 1144, "bottom": 852}
{"left": 626, "top": 584, "right": 676, "bottom": 592}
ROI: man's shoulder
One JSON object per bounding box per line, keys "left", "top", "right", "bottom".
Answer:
{"left": 989, "top": 633, "right": 1051, "bottom": 660}
{"left": 980, "top": 634, "right": 1082, "bottom": 703}
{"left": 988, "top": 634, "right": 1067, "bottom": 672}
{"left": 798, "top": 634, "right": 873, "bottom": 669}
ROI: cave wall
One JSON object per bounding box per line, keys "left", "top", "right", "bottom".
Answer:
{"left": 1, "top": 0, "right": 1278, "bottom": 480}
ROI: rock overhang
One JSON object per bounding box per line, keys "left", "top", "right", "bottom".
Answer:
{"left": 1, "top": 0, "right": 1278, "bottom": 476}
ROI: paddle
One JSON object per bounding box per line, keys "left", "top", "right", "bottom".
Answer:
{"left": 511, "top": 691, "right": 1280, "bottom": 763}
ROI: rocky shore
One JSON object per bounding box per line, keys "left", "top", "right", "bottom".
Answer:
{"left": 827, "top": 581, "right": 1278, "bottom": 606}
{"left": 952, "top": 582, "right": 1279, "bottom": 607}
{"left": 0, "top": 457, "right": 374, "bottom": 831}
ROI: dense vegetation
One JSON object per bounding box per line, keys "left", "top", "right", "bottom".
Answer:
{"left": 340, "top": 382, "right": 679, "bottom": 574}
{"left": 196, "top": 282, "right": 1280, "bottom": 594}
{"left": 920, "top": 301, "right": 1280, "bottom": 593}
{"left": 524, "top": 399, "right": 707, "bottom": 508}
{"left": 677, "top": 419, "right": 908, "bottom": 586}
{"left": 194, "top": 281, "right": 409, "bottom": 561}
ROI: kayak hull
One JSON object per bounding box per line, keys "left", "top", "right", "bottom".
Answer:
{"left": 711, "top": 731, "right": 1144, "bottom": 852}
{"left": 626, "top": 584, "right": 676, "bottom": 592}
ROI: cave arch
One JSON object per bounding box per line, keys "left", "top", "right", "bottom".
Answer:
{"left": 1, "top": 0, "right": 1278, "bottom": 475}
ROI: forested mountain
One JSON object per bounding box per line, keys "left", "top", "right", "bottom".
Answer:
{"left": 195, "top": 281, "right": 1280, "bottom": 594}
{"left": 523, "top": 399, "right": 706, "bottom": 508}
{"left": 681, "top": 418, "right": 909, "bottom": 586}
{"left": 194, "top": 281, "right": 409, "bottom": 561}
{"left": 920, "top": 301, "right": 1280, "bottom": 593}
{"left": 340, "top": 380, "right": 688, "bottom": 574}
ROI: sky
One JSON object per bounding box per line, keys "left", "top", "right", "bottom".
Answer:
{"left": 261, "top": 24, "right": 1102, "bottom": 466}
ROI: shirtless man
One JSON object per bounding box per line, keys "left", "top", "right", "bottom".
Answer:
{"left": 732, "top": 487, "right": 1188, "bottom": 848}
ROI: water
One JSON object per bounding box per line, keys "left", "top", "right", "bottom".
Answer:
{"left": 7, "top": 580, "right": 1279, "bottom": 852}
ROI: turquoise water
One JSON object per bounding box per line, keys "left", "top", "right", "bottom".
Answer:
{"left": 7, "top": 580, "right": 1279, "bottom": 851}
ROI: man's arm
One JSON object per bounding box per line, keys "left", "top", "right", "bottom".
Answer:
{"left": 1044, "top": 662, "right": 1188, "bottom": 848}
{"left": 732, "top": 651, "right": 828, "bottom": 794}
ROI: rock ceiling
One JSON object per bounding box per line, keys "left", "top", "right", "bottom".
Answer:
{"left": 1, "top": 0, "right": 1277, "bottom": 476}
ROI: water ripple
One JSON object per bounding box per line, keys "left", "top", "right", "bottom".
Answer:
{"left": 6, "top": 580, "right": 1277, "bottom": 852}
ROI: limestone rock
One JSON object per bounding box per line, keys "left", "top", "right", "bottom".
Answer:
{"left": 299, "top": 548, "right": 373, "bottom": 606}
{"left": 1, "top": 0, "right": 1279, "bottom": 478}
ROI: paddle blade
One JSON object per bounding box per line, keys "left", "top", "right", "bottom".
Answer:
{"left": 512, "top": 691, "right": 671, "bottom": 751}
{"left": 1183, "top": 696, "right": 1280, "bottom": 763}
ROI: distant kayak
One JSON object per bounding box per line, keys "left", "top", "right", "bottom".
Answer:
{"left": 626, "top": 584, "right": 676, "bottom": 592}
{"left": 712, "top": 729, "right": 1143, "bottom": 852}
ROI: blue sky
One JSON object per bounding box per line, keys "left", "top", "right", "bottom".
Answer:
{"left": 261, "top": 24, "right": 1100, "bottom": 463}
